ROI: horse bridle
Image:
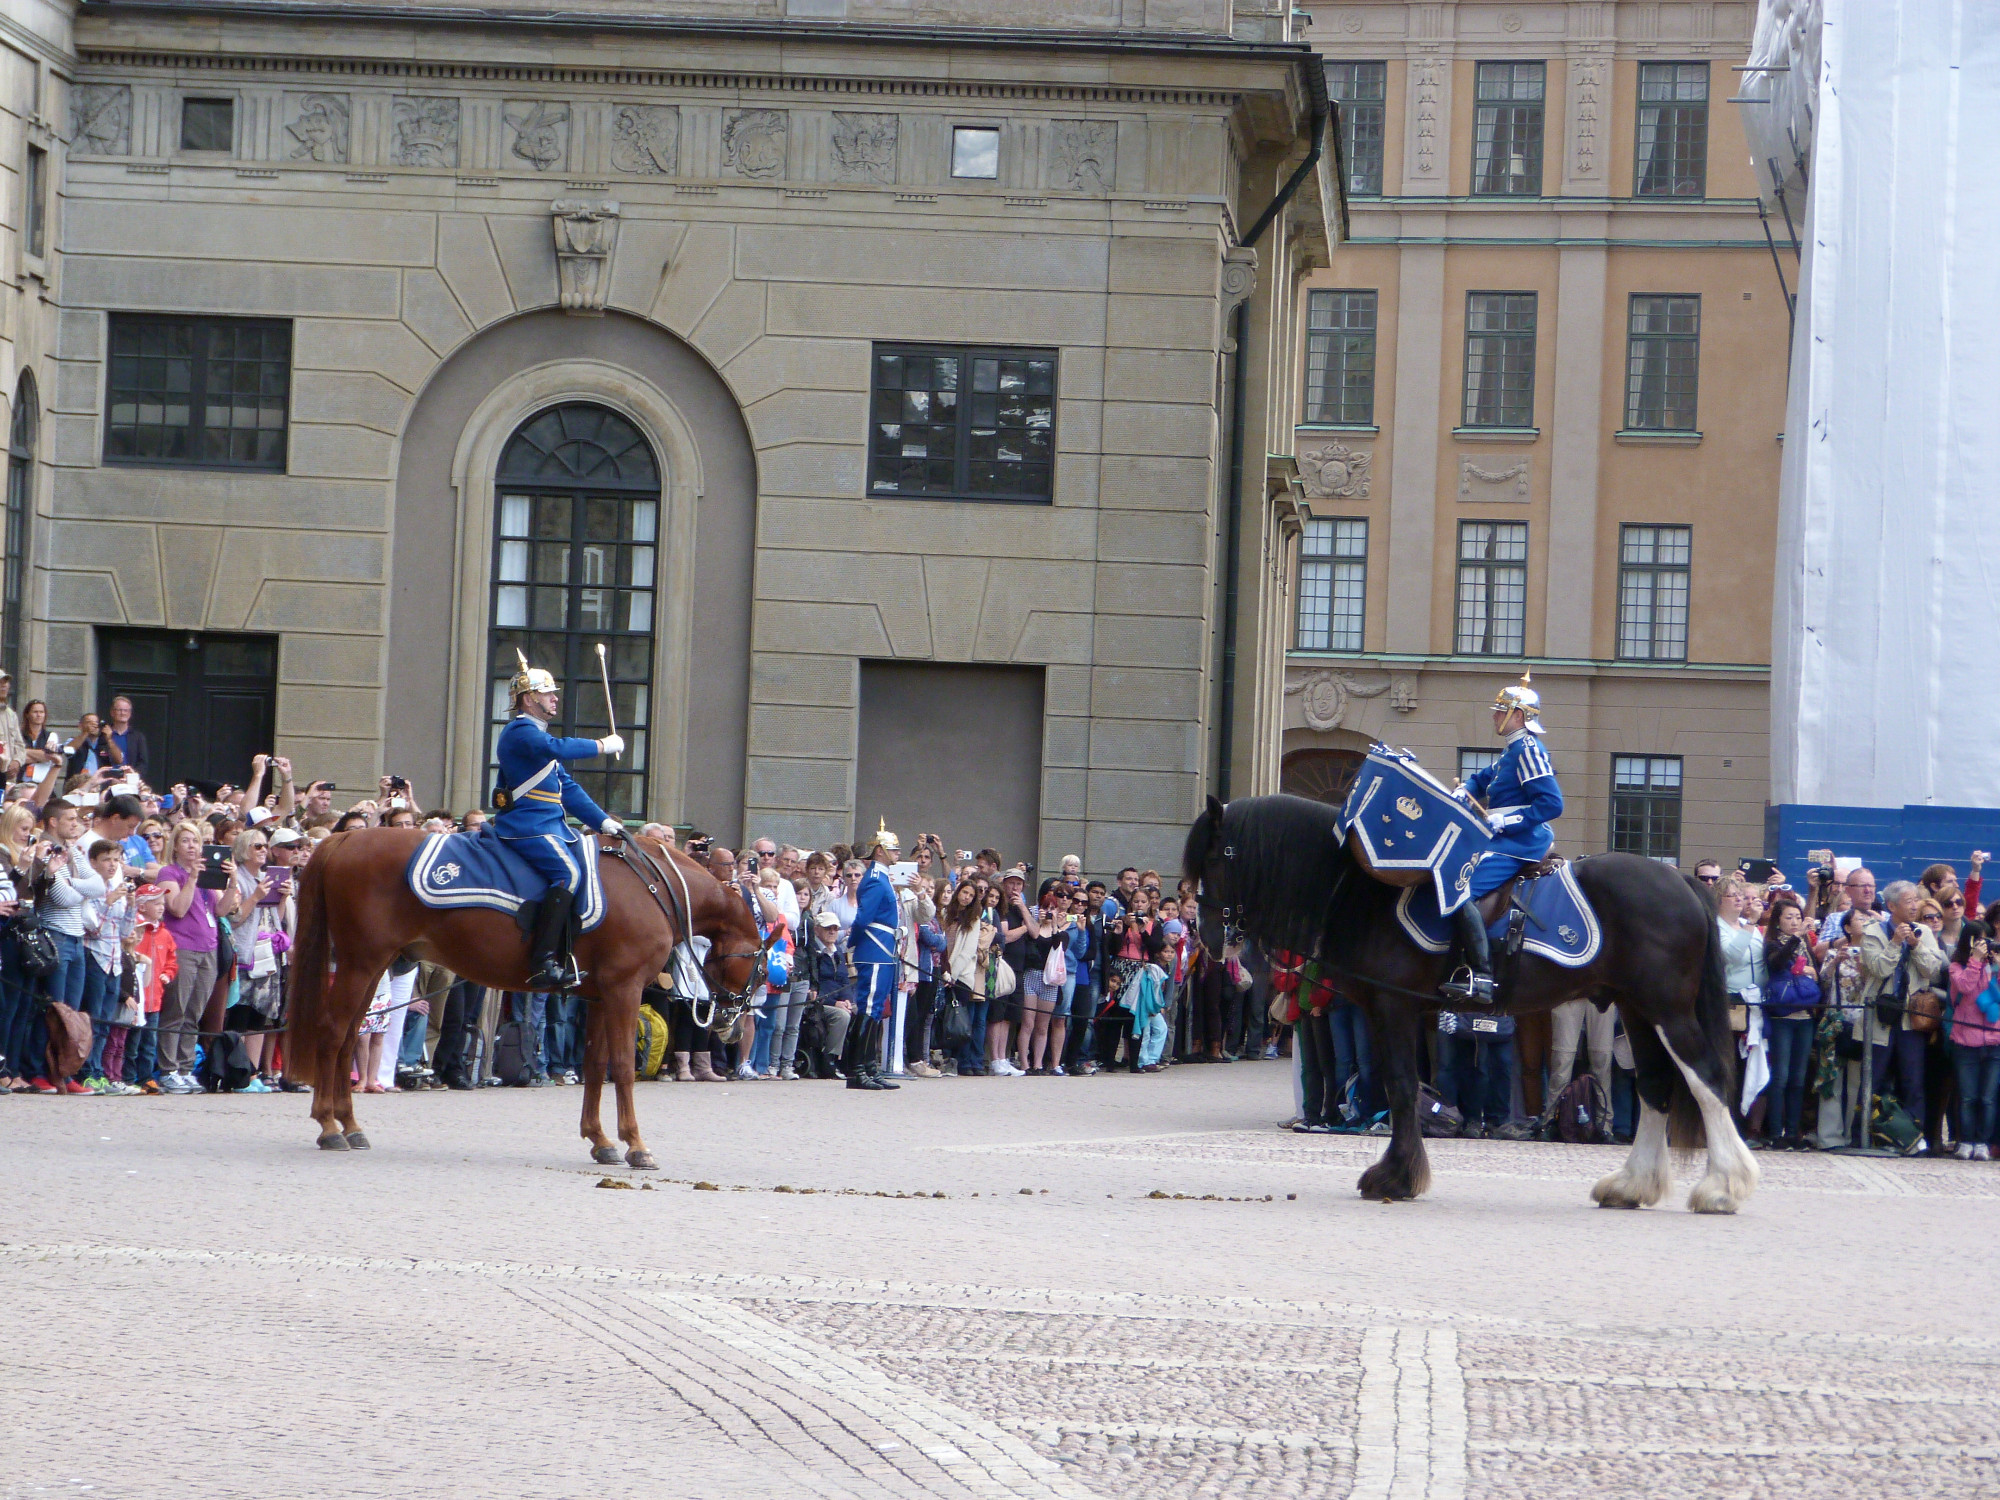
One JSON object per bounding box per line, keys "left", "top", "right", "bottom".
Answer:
{"left": 601, "top": 831, "right": 775, "bottom": 1029}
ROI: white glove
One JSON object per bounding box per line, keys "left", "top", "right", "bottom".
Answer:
{"left": 597, "top": 734, "right": 625, "bottom": 757}
{"left": 1486, "top": 810, "right": 1515, "bottom": 832}
{"left": 601, "top": 817, "right": 623, "bottom": 837}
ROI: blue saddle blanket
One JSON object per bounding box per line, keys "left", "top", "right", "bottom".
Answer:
{"left": 1394, "top": 860, "right": 1600, "bottom": 968}
{"left": 406, "top": 827, "right": 606, "bottom": 933}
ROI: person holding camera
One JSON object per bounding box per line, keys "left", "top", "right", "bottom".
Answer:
{"left": 61, "top": 711, "right": 125, "bottom": 783}
{"left": 152, "top": 818, "right": 246, "bottom": 1093}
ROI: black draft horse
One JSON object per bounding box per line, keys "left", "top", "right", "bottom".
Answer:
{"left": 1184, "top": 794, "right": 1758, "bottom": 1214}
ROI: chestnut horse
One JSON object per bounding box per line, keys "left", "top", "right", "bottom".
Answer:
{"left": 285, "top": 828, "right": 763, "bottom": 1166}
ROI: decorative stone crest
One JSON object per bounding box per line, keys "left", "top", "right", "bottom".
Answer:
{"left": 610, "top": 105, "right": 679, "bottom": 175}
{"left": 1284, "top": 670, "right": 1390, "bottom": 732}
{"left": 506, "top": 101, "right": 570, "bottom": 172}
{"left": 1459, "top": 456, "right": 1532, "bottom": 502}
{"left": 552, "top": 199, "right": 620, "bottom": 315}
{"left": 392, "top": 97, "right": 459, "bottom": 168}
{"left": 722, "top": 109, "right": 788, "bottom": 178}
{"left": 1412, "top": 57, "right": 1441, "bottom": 177}
{"left": 285, "top": 93, "right": 349, "bottom": 164}
{"left": 1297, "top": 442, "right": 1371, "bottom": 499}
{"left": 71, "top": 84, "right": 132, "bottom": 156}
{"left": 829, "top": 112, "right": 898, "bottom": 184}
{"left": 1390, "top": 677, "right": 1418, "bottom": 714}
{"left": 1050, "top": 121, "right": 1116, "bottom": 193}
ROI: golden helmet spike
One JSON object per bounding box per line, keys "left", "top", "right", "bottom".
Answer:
{"left": 508, "top": 648, "right": 560, "bottom": 702}
{"left": 1491, "top": 668, "right": 1543, "bottom": 732}
{"left": 871, "top": 817, "right": 901, "bottom": 856}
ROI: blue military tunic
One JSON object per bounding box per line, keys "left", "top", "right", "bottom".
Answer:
{"left": 492, "top": 713, "right": 611, "bottom": 892}
{"left": 1463, "top": 729, "right": 1563, "bottom": 897}
{"left": 851, "top": 862, "right": 899, "bottom": 1021}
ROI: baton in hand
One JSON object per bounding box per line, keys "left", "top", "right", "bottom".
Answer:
{"left": 596, "top": 642, "right": 620, "bottom": 761}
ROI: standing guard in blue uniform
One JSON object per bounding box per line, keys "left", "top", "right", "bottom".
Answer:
{"left": 1444, "top": 671, "right": 1565, "bottom": 1005}
{"left": 492, "top": 652, "right": 625, "bottom": 991}
{"left": 840, "top": 820, "right": 903, "bottom": 1092}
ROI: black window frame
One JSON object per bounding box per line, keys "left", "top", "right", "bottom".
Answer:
{"left": 103, "top": 313, "right": 293, "bottom": 473}
{"left": 1472, "top": 61, "right": 1546, "bottom": 197}
{"left": 1457, "top": 747, "right": 1501, "bottom": 784}
{"left": 1610, "top": 753, "right": 1683, "bottom": 862}
{"left": 1305, "top": 289, "right": 1377, "bottom": 426}
{"left": 1454, "top": 520, "right": 1528, "bottom": 656}
{"left": 1625, "top": 293, "right": 1701, "bottom": 431}
{"left": 180, "top": 96, "right": 236, "bottom": 153}
{"left": 1326, "top": 61, "right": 1387, "bottom": 198}
{"left": 866, "top": 342, "right": 1058, "bottom": 505}
{"left": 1297, "top": 516, "right": 1367, "bottom": 652}
{"left": 1635, "top": 61, "right": 1709, "bottom": 200}
{"left": 24, "top": 143, "right": 46, "bottom": 259}
{"left": 1616, "top": 523, "right": 1692, "bottom": 663}
{"left": 5, "top": 374, "right": 36, "bottom": 689}
{"left": 1463, "top": 291, "right": 1537, "bottom": 429}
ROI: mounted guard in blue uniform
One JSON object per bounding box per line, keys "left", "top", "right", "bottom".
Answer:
{"left": 491, "top": 650, "right": 625, "bottom": 991}
{"left": 1443, "top": 670, "right": 1565, "bottom": 1005}
{"left": 841, "top": 819, "right": 903, "bottom": 1093}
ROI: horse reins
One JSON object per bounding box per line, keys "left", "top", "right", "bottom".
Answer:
{"left": 599, "top": 832, "right": 771, "bottom": 1025}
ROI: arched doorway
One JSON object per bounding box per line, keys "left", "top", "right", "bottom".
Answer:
{"left": 4, "top": 373, "right": 36, "bottom": 685}
{"left": 1281, "top": 747, "right": 1365, "bottom": 806}
{"left": 486, "top": 403, "right": 659, "bottom": 820}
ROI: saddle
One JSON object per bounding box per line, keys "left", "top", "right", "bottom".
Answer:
{"left": 1472, "top": 854, "right": 1568, "bottom": 935}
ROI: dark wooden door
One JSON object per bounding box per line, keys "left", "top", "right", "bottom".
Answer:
{"left": 98, "top": 628, "right": 277, "bottom": 790}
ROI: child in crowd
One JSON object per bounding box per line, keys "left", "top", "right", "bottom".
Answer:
{"left": 125, "top": 883, "right": 178, "bottom": 1094}
{"left": 81, "top": 839, "right": 136, "bottom": 1093}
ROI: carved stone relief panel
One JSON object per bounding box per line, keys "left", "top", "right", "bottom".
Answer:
{"left": 1297, "top": 442, "right": 1371, "bottom": 500}
{"left": 1458, "top": 456, "right": 1532, "bottom": 502}
{"left": 828, "top": 111, "right": 898, "bottom": 184}
{"left": 285, "top": 93, "right": 350, "bottom": 164}
{"left": 71, "top": 84, "right": 132, "bottom": 156}
{"left": 610, "top": 104, "right": 679, "bottom": 175}
{"left": 505, "top": 101, "right": 570, "bottom": 172}
{"left": 1409, "top": 54, "right": 1442, "bottom": 183}
{"left": 1049, "top": 120, "right": 1116, "bottom": 193}
{"left": 1566, "top": 52, "right": 1608, "bottom": 187}
{"left": 722, "top": 109, "right": 788, "bottom": 179}
{"left": 392, "top": 96, "right": 460, "bottom": 168}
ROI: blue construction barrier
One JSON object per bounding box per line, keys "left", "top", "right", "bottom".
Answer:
{"left": 1767, "top": 803, "right": 2000, "bottom": 885}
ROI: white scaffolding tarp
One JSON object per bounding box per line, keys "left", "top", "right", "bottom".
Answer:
{"left": 1763, "top": 0, "right": 2000, "bottom": 808}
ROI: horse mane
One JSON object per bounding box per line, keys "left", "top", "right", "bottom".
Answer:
{"left": 1186, "top": 794, "right": 1383, "bottom": 960}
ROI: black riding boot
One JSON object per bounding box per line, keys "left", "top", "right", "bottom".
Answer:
{"left": 525, "top": 885, "right": 581, "bottom": 992}
{"left": 844, "top": 1017, "right": 889, "bottom": 1091}
{"left": 1441, "top": 901, "right": 1498, "bottom": 1006}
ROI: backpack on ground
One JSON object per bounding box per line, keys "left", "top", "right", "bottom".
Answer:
{"left": 1417, "top": 1081, "right": 1463, "bottom": 1138}
{"left": 490, "top": 1020, "right": 526, "bottom": 1086}
{"left": 197, "top": 1029, "right": 257, "bottom": 1093}
{"left": 1871, "top": 1096, "right": 1923, "bottom": 1154}
{"left": 634, "top": 1003, "right": 670, "bottom": 1080}
{"left": 1547, "top": 1073, "right": 1611, "bottom": 1144}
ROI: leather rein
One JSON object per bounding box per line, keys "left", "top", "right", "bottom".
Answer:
{"left": 598, "top": 831, "right": 772, "bottom": 1026}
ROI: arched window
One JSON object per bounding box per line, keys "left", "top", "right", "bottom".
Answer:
{"left": 487, "top": 403, "right": 659, "bottom": 820}
{"left": 4, "top": 373, "right": 37, "bottom": 688}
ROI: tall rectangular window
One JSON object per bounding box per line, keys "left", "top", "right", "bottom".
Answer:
{"left": 1304, "top": 290, "right": 1377, "bottom": 425}
{"left": 1635, "top": 62, "right": 1709, "bottom": 198}
{"left": 104, "top": 314, "right": 291, "bottom": 470}
{"left": 1455, "top": 521, "right": 1527, "bottom": 655}
{"left": 867, "top": 344, "right": 1056, "bottom": 503}
{"left": 1611, "top": 754, "right": 1683, "bottom": 862}
{"left": 1458, "top": 747, "right": 1501, "bottom": 784}
{"left": 24, "top": 144, "right": 46, "bottom": 259}
{"left": 1473, "top": 61, "right": 1545, "bottom": 196}
{"left": 1626, "top": 294, "right": 1700, "bottom": 431}
{"left": 1327, "top": 62, "right": 1387, "bottom": 197}
{"left": 1297, "top": 518, "right": 1367, "bottom": 652}
{"left": 1617, "top": 524, "right": 1691, "bottom": 662}
{"left": 1463, "top": 292, "right": 1537, "bottom": 429}
{"left": 180, "top": 97, "right": 235, "bottom": 153}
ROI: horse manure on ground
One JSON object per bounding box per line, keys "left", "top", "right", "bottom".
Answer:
{"left": 596, "top": 1177, "right": 634, "bottom": 1190}
{"left": 692, "top": 1181, "right": 720, "bottom": 1191}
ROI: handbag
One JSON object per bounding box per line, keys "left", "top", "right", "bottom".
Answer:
{"left": 1042, "top": 942, "right": 1067, "bottom": 988}
{"left": 12, "top": 911, "right": 59, "bottom": 979}
{"left": 937, "top": 990, "right": 974, "bottom": 1051}
{"left": 991, "top": 955, "right": 1017, "bottom": 1000}
{"left": 1905, "top": 988, "right": 1944, "bottom": 1036}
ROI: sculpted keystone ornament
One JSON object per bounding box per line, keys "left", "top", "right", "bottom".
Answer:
{"left": 552, "top": 199, "right": 620, "bottom": 314}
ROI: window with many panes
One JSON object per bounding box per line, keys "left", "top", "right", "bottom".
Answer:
{"left": 1611, "top": 754, "right": 1682, "bottom": 862}
{"left": 1304, "top": 291, "right": 1377, "bottom": 426}
{"left": 867, "top": 344, "right": 1056, "bottom": 503}
{"left": 1626, "top": 294, "right": 1700, "bottom": 431}
{"left": 1473, "top": 61, "right": 1545, "bottom": 196}
{"left": 25, "top": 145, "right": 46, "bottom": 259}
{"left": 487, "top": 404, "right": 659, "bottom": 821}
{"left": 1635, "top": 62, "right": 1709, "bottom": 198}
{"left": 104, "top": 315, "right": 290, "bottom": 470}
{"left": 1326, "top": 62, "right": 1387, "bottom": 197}
{"left": 1297, "top": 518, "right": 1367, "bottom": 652}
{"left": 4, "top": 374, "right": 35, "bottom": 688}
{"left": 1463, "top": 292, "right": 1537, "bottom": 428}
{"left": 1617, "top": 524, "right": 1691, "bottom": 662}
{"left": 1455, "top": 521, "right": 1527, "bottom": 655}
{"left": 1458, "top": 747, "right": 1501, "bottom": 785}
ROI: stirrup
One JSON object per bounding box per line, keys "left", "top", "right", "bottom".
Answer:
{"left": 1441, "top": 965, "right": 1498, "bottom": 1006}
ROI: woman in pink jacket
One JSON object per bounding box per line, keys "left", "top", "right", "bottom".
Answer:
{"left": 1947, "top": 920, "right": 2000, "bottom": 1160}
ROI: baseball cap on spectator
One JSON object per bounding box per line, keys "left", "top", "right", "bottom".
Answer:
{"left": 268, "top": 827, "right": 304, "bottom": 848}
{"left": 246, "top": 806, "right": 274, "bottom": 827}
{"left": 1002, "top": 865, "right": 1028, "bottom": 882}
{"left": 135, "top": 883, "right": 163, "bottom": 899}
{"left": 812, "top": 910, "right": 840, "bottom": 930}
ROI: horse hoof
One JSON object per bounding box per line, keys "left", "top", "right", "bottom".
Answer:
{"left": 317, "top": 1132, "right": 350, "bottom": 1152}
{"left": 592, "top": 1145, "right": 622, "bottom": 1166}
{"left": 345, "top": 1131, "right": 371, "bottom": 1151}
{"left": 626, "top": 1150, "right": 658, "bottom": 1171}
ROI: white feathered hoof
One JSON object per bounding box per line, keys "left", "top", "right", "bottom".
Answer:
{"left": 1591, "top": 1173, "right": 1649, "bottom": 1209}
{"left": 1686, "top": 1176, "right": 1740, "bottom": 1215}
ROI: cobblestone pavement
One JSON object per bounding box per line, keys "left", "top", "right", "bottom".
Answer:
{"left": 5, "top": 1061, "right": 1996, "bottom": 1499}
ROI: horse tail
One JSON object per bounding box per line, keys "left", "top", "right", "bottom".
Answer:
{"left": 284, "top": 842, "right": 335, "bottom": 1093}
{"left": 1669, "top": 872, "right": 1734, "bottom": 1151}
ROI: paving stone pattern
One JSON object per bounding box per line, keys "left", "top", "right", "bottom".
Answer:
{"left": 2, "top": 1063, "right": 1993, "bottom": 1498}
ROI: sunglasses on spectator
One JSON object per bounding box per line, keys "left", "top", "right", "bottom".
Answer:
{"left": 1696, "top": 873, "right": 1719, "bottom": 884}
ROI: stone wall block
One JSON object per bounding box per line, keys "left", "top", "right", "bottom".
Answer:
{"left": 689, "top": 278, "right": 767, "bottom": 371}
{"left": 736, "top": 225, "right": 1110, "bottom": 291}
{"left": 767, "top": 283, "right": 1109, "bottom": 347}
{"left": 54, "top": 360, "right": 101, "bottom": 416}
{"left": 753, "top": 600, "right": 891, "bottom": 657}
{"left": 1089, "top": 717, "right": 1196, "bottom": 772}
{"left": 294, "top": 318, "right": 440, "bottom": 395}
{"left": 1107, "top": 235, "right": 1217, "bottom": 296}
{"left": 1105, "top": 293, "right": 1214, "bottom": 352}
{"left": 54, "top": 471, "right": 387, "bottom": 532}
{"left": 1044, "top": 714, "right": 1089, "bottom": 768}
{"left": 758, "top": 549, "right": 928, "bottom": 654}
{"left": 1097, "top": 512, "right": 1210, "bottom": 566}
{"left": 436, "top": 214, "right": 517, "bottom": 327}
{"left": 744, "top": 809, "right": 851, "bottom": 852}
{"left": 756, "top": 446, "right": 869, "bottom": 501}
{"left": 750, "top": 651, "right": 855, "bottom": 707}
{"left": 1093, "top": 613, "right": 1205, "bottom": 667}
{"left": 1101, "top": 400, "right": 1214, "bottom": 460}
{"left": 244, "top": 580, "right": 383, "bottom": 634}
{"left": 43, "top": 624, "right": 89, "bottom": 674}
{"left": 64, "top": 199, "right": 434, "bottom": 266}
{"left": 1102, "top": 347, "right": 1215, "bottom": 407}
{"left": 653, "top": 222, "right": 735, "bottom": 335}
{"left": 747, "top": 703, "right": 854, "bottom": 759}
{"left": 1046, "top": 665, "right": 1092, "bottom": 716}
{"left": 64, "top": 257, "right": 402, "bottom": 319}
{"left": 157, "top": 524, "right": 222, "bottom": 628}
{"left": 277, "top": 738, "right": 380, "bottom": 790}
{"left": 746, "top": 755, "right": 850, "bottom": 810}
{"left": 56, "top": 308, "right": 102, "bottom": 362}
{"left": 1012, "top": 610, "right": 1093, "bottom": 664}
{"left": 213, "top": 530, "right": 386, "bottom": 630}
{"left": 50, "top": 414, "right": 100, "bottom": 468}
{"left": 1088, "top": 768, "right": 1195, "bottom": 823}
{"left": 280, "top": 632, "right": 385, "bottom": 688}
{"left": 1084, "top": 820, "right": 1188, "bottom": 880}
{"left": 288, "top": 423, "right": 396, "bottom": 481}
{"left": 1091, "top": 665, "right": 1202, "bottom": 720}
{"left": 721, "top": 335, "right": 870, "bottom": 409}
{"left": 276, "top": 685, "right": 383, "bottom": 739}
{"left": 605, "top": 217, "right": 685, "bottom": 320}
{"left": 401, "top": 267, "right": 474, "bottom": 356}
{"left": 290, "top": 370, "right": 411, "bottom": 434}
{"left": 1055, "top": 397, "right": 1102, "bottom": 457}
{"left": 1093, "top": 559, "right": 1207, "bottom": 614}
{"left": 741, "top": 386, "right": 865, "bottom": 451}
{"left": 1043, "top": 767, "right": 1088, "bottom": 821}
{"left": 46, "top": 571, "right": 123, "bottom": 623}
{"left": 486, "top": 212, "right": 557, "bottom": 310}
{"left": 47, "top": 519, "right": 162, "bottom": 624}
{"left": 1098, "top": 455, "right": 1214, "bottom": 512}
{"left": 921, "top": 555, "right": 991, "bottom": 661}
